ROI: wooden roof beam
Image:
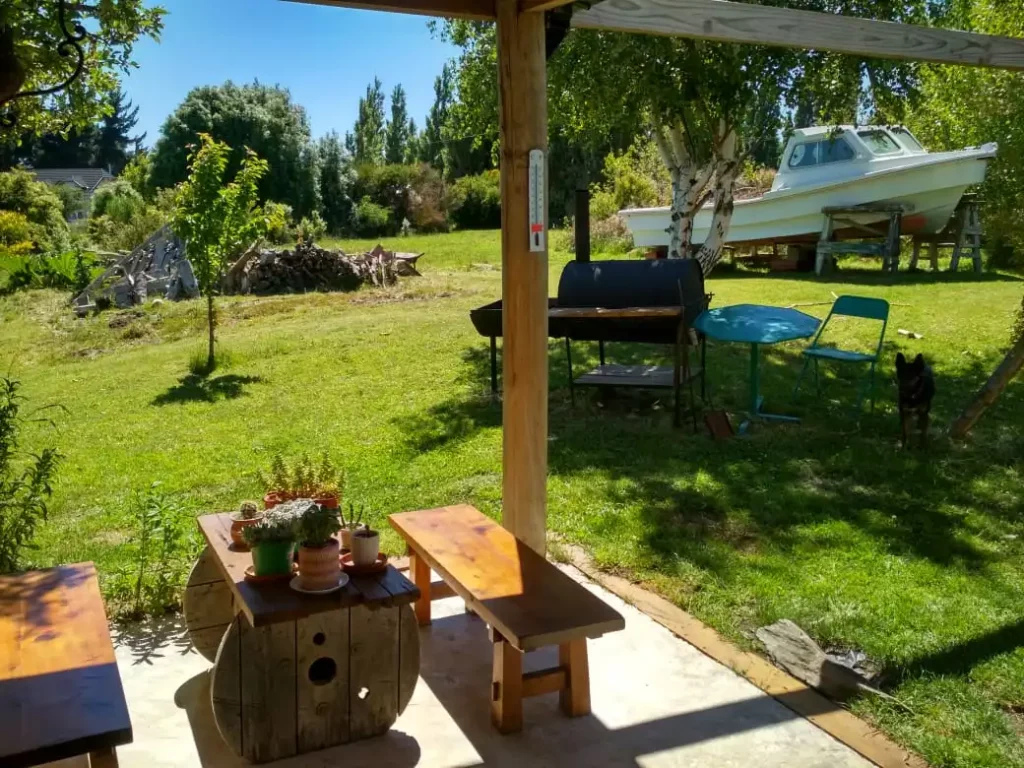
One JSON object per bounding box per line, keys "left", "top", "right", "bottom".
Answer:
{"left": 282, "top": 0, "right": 496, "bottom": 21}
{"left": 521, "top": 0, "right": 576, "bottom": 12}
{"left": 572, "top": 0, "right": 1024, "bottom": 71}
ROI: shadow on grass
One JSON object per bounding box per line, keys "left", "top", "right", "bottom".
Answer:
{"left": 152, "top": 372, "right": 265, "bottom": 406}
{"left": 900, "top": 618, "right": 1024, "bottom": 679}
{"left": 393, "top": 328, "right": 1024, "bottom": 577}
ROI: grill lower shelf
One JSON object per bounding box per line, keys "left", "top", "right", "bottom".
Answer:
{"left": 573, "top": 364, "right": 703, "bottom": 389}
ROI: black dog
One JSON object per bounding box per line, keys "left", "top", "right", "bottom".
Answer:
{"left": 896, "top": 353, "right": 935, "bottom": 448}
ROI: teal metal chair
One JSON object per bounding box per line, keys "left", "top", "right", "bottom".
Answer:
{"left": 792, "top": 295, "right": 889, "bottom": 411}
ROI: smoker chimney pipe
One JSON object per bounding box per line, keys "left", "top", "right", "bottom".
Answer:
{"left": 575, "top": 187, "right": 591, "bottom": 263}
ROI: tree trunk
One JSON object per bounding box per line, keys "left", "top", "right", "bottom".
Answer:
{"left": 206, "top": 294, "right": 216, "bottom": 373}
{"left": 950, "top": 327, "right": 1024, "bottom": 439}
{"left": 696, "top": 129, "right": 741, "bottom": 276}
{"left": 652, "top": 121, "right": 713, "bottom": 259}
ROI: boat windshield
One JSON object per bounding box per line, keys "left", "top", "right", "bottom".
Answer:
{"left": 891, "top": 127, "right": 926, "bottom": 153}
{"left": 787, "top": 137, "right": 856, "bottom": 169}
{"left": 857, "top": 130, "right": 902, "bottom": 155}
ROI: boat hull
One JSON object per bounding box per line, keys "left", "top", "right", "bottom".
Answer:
{"left": 621, "top": 151, "right": 992, "bottom": 248}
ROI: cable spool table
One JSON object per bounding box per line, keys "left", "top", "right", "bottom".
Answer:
{"left": 185, "top": 513, "right": 421, "bottom": 764}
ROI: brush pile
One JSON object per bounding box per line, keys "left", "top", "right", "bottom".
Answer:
{"left": 226, "top": 242, "right": 423, "bottom": 295}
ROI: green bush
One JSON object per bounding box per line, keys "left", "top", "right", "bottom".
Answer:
{"left": 91, "top": 180, "right": 145, "bottom": 221}
{"left": 0, "top": 170, "right": 70, "bottom": 252}
{"left": 447, "top": 170, "right": 500, "bottom": 230}
{"left": 89, "top": 207, "right": 168, "bottom": 253}
{"left": 296, "top": 211, "right": 328, "bottom": 243}
{"left": 350, "top": 197, "right": 393, "bottom": 237}
{"left": 352, "top": 163, "right": 451, "bottom": 234}
{"left": 53, "top": 184, "right": 89, "bottom": 221}
{"left": 2, "top": 249, "right": 100, "bottom": 294}
{"left": 0, "top": 210, "right": 36, "bottom": 252}
{"left": 263, "top": 201, "right": 294, "bottom": 244}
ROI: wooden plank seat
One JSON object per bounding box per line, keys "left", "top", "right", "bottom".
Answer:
{"left": 0, "top": 563, "right": 132, "bottom": 768}
{"left": 389, "top": 505, "right": 625, "bottom": 733}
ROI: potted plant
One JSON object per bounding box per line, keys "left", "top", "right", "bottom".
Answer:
{"left": 297, "top": 502, "right": 342, "bottom": 590}
{"left": 256, "top": 452, "right": 345, "bottom": 510}
{"left": 242, "top": 508, "right": 297, "bottom": 577}
{"left": 351, "top": 526, "right": 380, "bottom": 568}
{"left": 339, "top": 503, "right": 367, "bottom": 551}
{"left": 230, "top": 500, "right": 264, "bottom": 550}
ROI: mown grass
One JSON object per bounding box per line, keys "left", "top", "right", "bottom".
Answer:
{"left": 2, "top": 228, "right": 1022, "bottom": 767}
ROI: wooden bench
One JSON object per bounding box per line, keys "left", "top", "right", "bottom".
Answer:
{"left": 0, "top": 563, "right": 132, "bottom": 768}
{"left": 389, "top": 505, "right": 625, "bottom": 733}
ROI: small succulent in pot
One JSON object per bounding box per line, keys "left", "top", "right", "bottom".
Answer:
{"left": 230, "top": 500, "right": 264, "bottom": 550}
{"left": 339, "top": 502, "right": 368, "bottom": 551}
{"left": 296, "top": 502, "right": 342, "bottom": 590}
{"left": 242, "top": 509, "right": 297, "bottom": 577}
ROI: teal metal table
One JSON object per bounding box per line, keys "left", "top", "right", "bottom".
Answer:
{"left": 694, "top": 304, "right": 820, "bottom": 427}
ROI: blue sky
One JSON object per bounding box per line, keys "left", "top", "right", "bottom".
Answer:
{"left": 123, "top": 0, "right": 460, "bottom": 148}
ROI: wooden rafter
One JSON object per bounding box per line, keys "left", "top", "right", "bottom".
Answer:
{"left": 521, "top": 0, "right": 575, "bottom": 11}
{"left": 572, "top": 0, "right": 1024, "bottom": 71}
{"left": 282, "top": 0, "right": 495, "bottom": 21}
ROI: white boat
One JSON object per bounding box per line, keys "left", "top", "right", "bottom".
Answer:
{"left": 619, "top": 126, "right": 997, "bottom": 249}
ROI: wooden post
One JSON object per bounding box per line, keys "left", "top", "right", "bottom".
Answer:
{"left": 497, "top": 0, "right": 548, "bottom": 556}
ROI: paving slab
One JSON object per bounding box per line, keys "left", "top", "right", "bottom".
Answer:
{"left": 78, "top": 565, "right": 873, "bottom": 767}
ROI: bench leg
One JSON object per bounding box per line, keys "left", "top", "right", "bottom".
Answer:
{"left": 410, "top": 552, "right": 431, "bottom": 626}
{"left": 491, "top": 638, "right": 524, "bottom": 733}
{"left": 559, "top": 639, "right": 591, "bottom": 717}
{"left": 89, "top": 748, "right": 119, "bottom": 768}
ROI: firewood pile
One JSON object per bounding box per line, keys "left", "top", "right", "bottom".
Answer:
{"left": 226, "top": 242, "right": 423, "bottom": 296}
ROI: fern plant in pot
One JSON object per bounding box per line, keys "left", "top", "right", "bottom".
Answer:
{"left": 297, "top": 503, "right": 342, "bottom": 590}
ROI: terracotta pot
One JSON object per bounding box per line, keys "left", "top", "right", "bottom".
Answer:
{"left": 230, "top": 513, "right": 264, "bottom": 550}
{"left": 251, "top": 540, "right": 295, "bottom": 577}
{"left": 298, "top": 538, "right": 341, "bottom": 591}
{"left": 313, "top": 494, "right": 340, "bottom": 510}
{"left": 263, "top": 492, "right": 282, "bottom": 510}
{"left": 351, "top": 530, "right": 380, "bottom": 568}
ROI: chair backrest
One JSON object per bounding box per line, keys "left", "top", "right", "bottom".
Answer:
{"left": 810, "top": 295, "right": 890, "bottom": 355}
{"left": 830, "top": 295, "right": 890, "bottom": 321}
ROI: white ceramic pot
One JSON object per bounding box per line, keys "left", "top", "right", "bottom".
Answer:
{"left": 351, "top": 529, "right": 380, "bottom": 567}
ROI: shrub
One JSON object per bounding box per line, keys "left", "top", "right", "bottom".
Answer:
{"left": 88, "top": 206, "right": 168, "bottom": 253}
{"left": 91, "top": 180, "right": 145, "bottom": 220}
{"left": 2, "top": 249, "right": 100, "bottom": 294}
{"left": 0, "top": 170, "right": 70, "bottom": 252}
{"left": 557, "top": 213, "right": 633, "bottom": 255}
{"left": 263, "top": 201, "right": 294, "bottom": 244}
{"left": 0, "top": 377, "right": 62, "bottom": 574}
{"left": 408, "top": 166, "right": 449, "bottom": 233}
{"left": 350, "top": 197, "right": 393, "bottom": 237}
{"left": 447, "top": 170, "right": 501, "bottom": 230}
{"left": 53, "top": 184, "right": 89, "bottom": 221}
{"left": 121, "top": 152, "right": 156, "bottom": 202}
{"left": 295, "top": 211, "right": 328, "bottom": 244}
{"left": 0, "top": 210, "right": 36, "bottom": 252}
{"left": 352, "top": 163, "right": 451, "bottom": 234}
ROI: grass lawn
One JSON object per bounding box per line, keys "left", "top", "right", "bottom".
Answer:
{"left": 2, "top": 228, "right": 1022, "bottom": 767}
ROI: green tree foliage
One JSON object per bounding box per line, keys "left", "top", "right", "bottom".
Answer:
{"left": 52, "top": 183, "right": 88, "bottom": 220}
{"left": 171, "top": 135, "right": 269, "bottom": 372}
{"left": 348, "top": 78, "right": 387, "bottom": 167}
{"left": 418, "top": 62, "right": 455, "bottom": 172}
{"left": 151, "top": 82, "right": 315, "bottom": 214}
{"left": 907, "top": 1, "right": 1024, "bottom": 268}
{"left": 385, "top": 84, "right": 416, "bottom": 164}
{"left": 0, "top": 168, "right": 69, "bottom": 251}
{"left": 120, "top": 151, "right": 156, "bottom": 201}
{"left": 447, "top": 170, "right": 500, "bottom": 230}
{"left": 95, "top": 88, "right": 144, "bottom": 174}
{"left": 87, "top": 178, "right": 168, "bottom": 252}
{"left": 0, "top": 1, "right": 164, "bottom": 139}
{"left": 0, "top": 376, "right": 61, "bottom": 574}
{"left": 318, "top": 132, "right": 354, "bottom": 234}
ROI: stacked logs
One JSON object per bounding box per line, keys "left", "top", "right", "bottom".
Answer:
{"left": 227, "top": 242, "right": 422, "bottom": 296}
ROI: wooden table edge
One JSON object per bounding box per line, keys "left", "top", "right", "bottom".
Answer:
{"left": 197, "top": 513, "right": 419, "bottom": 628}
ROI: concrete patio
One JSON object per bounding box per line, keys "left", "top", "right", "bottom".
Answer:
{"left": 88, "top": 566, "right": 871, "bottom": 767}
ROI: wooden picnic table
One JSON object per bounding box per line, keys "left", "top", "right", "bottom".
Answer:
{"left": 186, "top": 513, "right": 421, "bottom": 764}
{"left": 0, "top": 563, "right": 132, "bottom": 768}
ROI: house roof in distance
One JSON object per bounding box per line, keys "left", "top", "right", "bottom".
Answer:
{"left": 29, "top": 168, "right": 114, "bottom": 192}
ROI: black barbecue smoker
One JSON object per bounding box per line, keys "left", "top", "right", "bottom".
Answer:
{"left": 469, "top": 190, "right": 710, "bottom": 428}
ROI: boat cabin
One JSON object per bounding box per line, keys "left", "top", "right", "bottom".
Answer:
{"left": 771, "top": 126, "right": 928, "bottom": 193}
